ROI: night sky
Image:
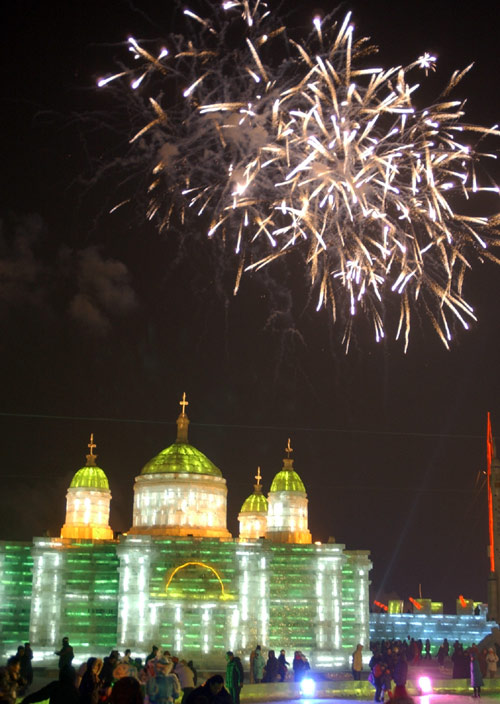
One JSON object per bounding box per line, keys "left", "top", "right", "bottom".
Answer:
{"left": 2, "top": 0, "right": 500, "bottom": 613}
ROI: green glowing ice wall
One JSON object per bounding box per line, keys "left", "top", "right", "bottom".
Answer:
{"left": 30, "top": 538, "right": 119, "bottom": 653}
{"left": 154, "top": 540, "right": 238, "bottom": 653}
{"left": 268, "top": 545, "right": 323, "bottom": 650}
{"left": 116, "top": 536, "right": 371, "bottom": 668}
{"left": 0, "top": 542, "right": 33, "bottom": 652}
{"left": 341, "top": 552, "right": 371, "bottom": 653}
{"left": 1, "top": 535, "right": 371, "bottom": 667}
{"left": 117, "top": 537, "right": 240, "bottom": 658}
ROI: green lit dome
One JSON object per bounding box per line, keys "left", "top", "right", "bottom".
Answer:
{"left": 141, "top": 442, "right": 222, "bottom": 477}
{"left": 70, "top": 466, "right": 110, "bottom": 490}
{"left": 240, "top": 491, "right": 268, "bottom": 514}
{"left": 270, "top": 469, "right": 306, "bottom": 493}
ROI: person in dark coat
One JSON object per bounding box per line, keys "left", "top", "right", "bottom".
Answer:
{"left": 393, "top": 653, "right": 408, "bottom": 688}
{"left": 101, "top": 651, "right": 119, "bottom": 688}
{"left": 20, "top": 645, "right": 33, "bottom": 689}
{"left": 470, "top": 652, "right": 484, "bottom": 698}
{"left": 452, "top": 644, "right": 463, "bottom": 679}
{"left": 292, "top": 652, "right": 309, "bottom": 683}
{"left": 21, "top": 665, "right": 81, "bottom": 704}
{"left": 79, "top": 658, "right": 104, "bottom": 704}
{"left": 277, "top": 650, "right": 289, "bottom": 682}
{"left": 55, "top": 638, "right": 74, "bottom": 671}
{"left": 424, "top": 640, "right": 431, "bottom": 660}
{"left": 212, "top": 685, "right": 233, "bottom": 704}
{"left": 185, "top": 674, "right": 224, "bottom": 704}
{"left": 109, "top": 677, "right": 143, "bottom": 704}
{"left": 263, "top": 651, "right": 279, "bottom": 683}
{"left": 145, "top": 647, "right": 159, "bottom": 665}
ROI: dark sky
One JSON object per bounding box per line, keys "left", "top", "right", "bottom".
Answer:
{"left": 2, "top": 0, "right": 500, "bottom": 612}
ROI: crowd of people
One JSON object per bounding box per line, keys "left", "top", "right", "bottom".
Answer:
{"left": 364, "top": 637, "right": 500, "bottom": 702}
{"left": 0, "top": 639, "right": 201, "bottom": 704}
{"left": 3, "top": 634, "right": 499, "bottom": 704}
{"left": 248, "top": 647, "right": 309, "bottom": 684}
{"left": 0, "top": 638, "right": 309, "bottom": 704}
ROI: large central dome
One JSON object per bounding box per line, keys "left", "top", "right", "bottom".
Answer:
{"left": 130, "top": 395, "right": 231, "bottom": 539}
{"left": 140, "top": 443, "right": 222, "bottom": 477}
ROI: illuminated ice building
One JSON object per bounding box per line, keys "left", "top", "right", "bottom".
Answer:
{"left": 0, "top": 397, "right": 371, "bottom": 668}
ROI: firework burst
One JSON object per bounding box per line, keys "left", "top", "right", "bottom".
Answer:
{"left": 99, "top": 1, "right": 500, "bottom": 350}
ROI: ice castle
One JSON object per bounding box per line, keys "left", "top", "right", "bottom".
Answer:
{"left": 0, "top": 396, "right": 371, "bottom": 668}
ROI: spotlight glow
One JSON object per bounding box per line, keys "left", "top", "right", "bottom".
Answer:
{"left": 418, "top": 676, "right": 432, "bottom": 694}
{"left": 300, "top": 677, "right": 316, "bottom": 696}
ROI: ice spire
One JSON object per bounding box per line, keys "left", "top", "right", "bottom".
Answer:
{"left": 176, "top": 392, "right": 190, "bottom": 443}
{"left": 254, "top": 466, "right": 263, "bottom": 493}
{"left": 283, "top": 437, "right": 294, "bottom": 470}
{"left": 86, "top": 433, "right": 97, "bottom": 466}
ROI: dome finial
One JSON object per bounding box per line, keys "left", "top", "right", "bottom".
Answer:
{"left": 86, "top": 433, "right": 97, "bottom": 467}
{"left": 283, "top": 437, "right": 294, "bottom": 469}
{"left": 180, "top": 392, "right": 189, "bottom": 416}
{"left": 254, "top": 466, "right": 263, "bottom": 493}
{"left": 176, "top": 392, "right": 190, "bottom": 443}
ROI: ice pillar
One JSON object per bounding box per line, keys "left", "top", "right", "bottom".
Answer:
{"left": 117, "top": 536, "right": 153, "bottom": 650}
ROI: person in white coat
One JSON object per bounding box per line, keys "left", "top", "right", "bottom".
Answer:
{"left": 486, "top": 648, "right": 499, "bottom": 678}
{"left": 175, "top": 660, "right": 195, "bottom": 704}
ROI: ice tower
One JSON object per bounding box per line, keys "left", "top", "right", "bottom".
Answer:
{"left": 266, "top": 439, "right": 311, "bottom": 544}
{"left": 60, "top": 434, "right": 113, "bottom": 541}
{"left": 238, "top": 467, "right": 268, "bottom": 539}
{"left": 130, "top": 393, "right": 231, "bottom": 539}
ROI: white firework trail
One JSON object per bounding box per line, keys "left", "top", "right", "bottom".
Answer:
{"left": 99, "top": 1, "right": 500, "bottom": 351}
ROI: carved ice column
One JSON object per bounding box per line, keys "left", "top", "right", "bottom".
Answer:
{"left": 30, "top": 538, "right": 65, "bottom": 648}
{"left": 117, "top": 535, "right": 154, "bottom": 650}
{"left": 312, "top": 544, "right": 345, "bottom": 668}
{"left": 235, "top": 543, "right": 270, "bottom": 651}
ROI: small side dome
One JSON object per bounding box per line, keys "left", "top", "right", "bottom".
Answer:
{"left": 240, "top": 465, "right": 269, "bottom": 513}
{"left": 269, "top": 469, "right": 305, "bottom": 493}
{"left": 240, "top": 491, "right": 268, "bottom": 514}
{"left": 266, "top": 438, "right": 311, "bottom": 544}
{"left": 239, "top": 467, "right": 268, "bottom": 540}
{"left": 70, "top": 465, "right": 110, "bottom": 490}
{"left": 61, "top": 434, "right": 113, "bottom": 541}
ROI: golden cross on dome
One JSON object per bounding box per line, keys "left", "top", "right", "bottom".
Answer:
{"left": 86, "top": 433, "right": 97, "bottom": 466}
{"left": 88, "top": 433, "right": 96, "bottom": 456}
{"left": 179, "top": 392, "right": 189, "bottom": 416}
{"left": 285, "top": 438, "right": 293, "bottom": 458}
{"left": 255, "top": 466, "right": 262, "bottom": 486}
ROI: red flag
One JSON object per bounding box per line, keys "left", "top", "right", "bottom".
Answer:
{"left": 409, "top": 597, "right": 423, "bottom": 610}
{"left": 487, "top": 412, "right": 495, "bottom": 572}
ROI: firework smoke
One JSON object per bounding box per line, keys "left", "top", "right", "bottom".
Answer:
{"left": 99, "top": 1, "right": 500, "bottom": 350}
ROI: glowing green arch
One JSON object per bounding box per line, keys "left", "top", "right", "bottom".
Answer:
{"left": 164, "top": 561, "right": 228, "bottom": 599}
